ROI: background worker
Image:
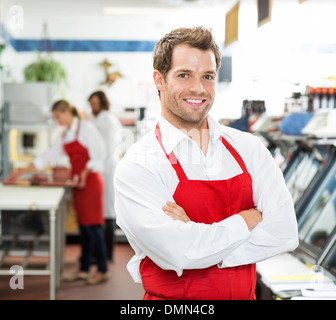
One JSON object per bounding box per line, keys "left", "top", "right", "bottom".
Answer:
{"left": 88, "top": 90, "right": 122, "bottom": 262}
{"left": 18, "top": 100, "right": 109, "bottom": 285}
{"left": 114, "top": 27, "right": 298, "bottom": 300}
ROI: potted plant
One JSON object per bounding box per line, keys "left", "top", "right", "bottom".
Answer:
{"left": 23, "top": 52, "right": 67, "bottom": 87}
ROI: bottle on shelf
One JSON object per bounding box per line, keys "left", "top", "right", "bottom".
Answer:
{"left": 313, "top": 87, "right": 321, "bottom": 110}
{"left": 328, "top": 87, "right": 335, "bottom": 109}
{"left": 321, "top": 87, "right": 329, "bottom": 109}
{"left": 307, "top": 86, "right": 314, "bottom": 112}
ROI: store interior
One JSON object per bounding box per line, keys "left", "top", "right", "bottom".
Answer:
{"left": 0, "top": 0, "right": 336, "bottom": 300}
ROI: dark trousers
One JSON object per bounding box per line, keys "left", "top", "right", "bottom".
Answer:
{"left": 103, "top": 218, "right": 116, "bottom": 261}
{"left": 79, "top": 224, "right": 108, "bottom": 273}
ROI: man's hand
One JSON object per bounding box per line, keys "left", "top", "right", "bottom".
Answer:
{"left": 162, "top": 201, "right": 191, "bottom": 223}
{"left": 238, "top": 208, "right": 262, "bottom": 231}
{"left": 162, "top": 202, "right": 262, "bottom": 230}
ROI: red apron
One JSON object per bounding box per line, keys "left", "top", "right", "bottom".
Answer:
{"left": 140, "top": 123, "right": 256, "bottom": 300}
{"left": 63, "top": 120, "right": 104, "bottom": 226}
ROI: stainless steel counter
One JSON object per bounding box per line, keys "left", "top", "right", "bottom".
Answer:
{"left": 0, "top": 184, "right": 66, "bottom": 300}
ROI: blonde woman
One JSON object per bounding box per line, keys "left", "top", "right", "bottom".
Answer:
{"left": 20, "top": 100, "right": 109, "bottom": 285}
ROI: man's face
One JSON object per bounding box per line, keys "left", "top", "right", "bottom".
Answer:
{"left": 154, "top": 44, "right": 217, "bottom": 130}
{"left": 89, "top": 95, "right": 101, "bottom": 116}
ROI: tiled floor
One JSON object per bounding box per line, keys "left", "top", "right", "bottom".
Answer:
{"left": 0, "top": 243, "right": 145, "bottom": 300}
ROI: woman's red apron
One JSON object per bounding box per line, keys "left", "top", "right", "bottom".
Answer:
{"left": 139, "top": 123, "right": 256, "bottom": 300}
{"left": 63, "top": 120, "right": 104, "bottom": 226}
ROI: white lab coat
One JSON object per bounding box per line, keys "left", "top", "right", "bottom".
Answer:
{"left": 93, "top": 110, "right": 122, "bottom": 219}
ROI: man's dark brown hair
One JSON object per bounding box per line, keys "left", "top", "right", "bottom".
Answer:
{"left": 88, "top": 90, "right": 110, "bottom": 110}
{"left": 153, "top": 26, "right": 222, "bottom": 80}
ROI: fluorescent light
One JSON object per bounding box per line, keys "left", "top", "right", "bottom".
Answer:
{"left": 102, "top": 6, "right": 177, "bottom": 15}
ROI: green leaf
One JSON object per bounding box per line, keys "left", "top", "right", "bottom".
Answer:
{"left": 23, "top": 52, "right": 67, "bottom": 86}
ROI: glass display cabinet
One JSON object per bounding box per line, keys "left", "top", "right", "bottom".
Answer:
{"left": 283, "top": 141, "right": 335, "bottom": 208}
{"left": 294, "top": 157, "right": 336, "bottom": 268}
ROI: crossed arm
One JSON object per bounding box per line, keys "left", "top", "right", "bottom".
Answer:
{"left": 162, "top": 201, "right": 263, "bottom": 231}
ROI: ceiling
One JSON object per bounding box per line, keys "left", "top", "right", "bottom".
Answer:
{"left": 2, "top": 0, "right": 229, "bottom": 16}
{"left": 1, "top": 0, "right": 234, "bottom": 40}
{"left": 2, "top": 0, "right": 335, "bottom": 17}
{"left": 2, "top": 0, "right": 336, "bottom": 44}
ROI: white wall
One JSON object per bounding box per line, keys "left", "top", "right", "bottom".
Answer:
{"left": 1, "top": 0, "right": 233, "bottom": 117}
{"left": 4, "top": 50, "right": 158, "bottom": 111}
{"left": 1, "top": 0, "right": 336, "bottom": 122}
{"left": 213, "top": 0, "right": 336, "bottom": 119}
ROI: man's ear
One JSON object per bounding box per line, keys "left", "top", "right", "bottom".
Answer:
{"left": 153, "top": 70, "right": 164, "bottom": 92}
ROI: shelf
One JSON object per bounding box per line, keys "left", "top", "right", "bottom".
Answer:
{"left": 3, "top": 122, "right": 53, "bottom": 131}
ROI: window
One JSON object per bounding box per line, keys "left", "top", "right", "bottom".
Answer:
{"left": 258, "top": 0, "right": 272, "bottom": 27}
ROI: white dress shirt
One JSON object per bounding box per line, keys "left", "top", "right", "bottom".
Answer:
{"left": 114, "top": 114, "right": 298, "bottom": 283}
{"left": 34, "top": 117, "right": 105, "bottom": 172}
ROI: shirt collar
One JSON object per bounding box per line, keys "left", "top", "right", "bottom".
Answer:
{"left": 158, "top": 116, "right": 187, "bottom": 155}
{"left": 207, "top": 113, "right": 223, "bottom": 143}
{"left": 157, "top": 114, "right": 225, "bottom": 155}
{"left": 68, "top": 116, "right": 79, "bottom": 133}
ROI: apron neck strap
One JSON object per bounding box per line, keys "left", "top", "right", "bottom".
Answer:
{"left": 220, "top": 136, "right": 248, "bottom": 173}
{"left": 155, "top": 122, "right": 248, "bottom": 180}
{"left": 155, "top": 123, "right": 188, "bottom": 182}
{"left": 62, "top": 118, "right": 81, "bottom": 141}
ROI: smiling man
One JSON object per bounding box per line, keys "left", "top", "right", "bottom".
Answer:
{"left": 154, "top": 44, "right": 215, "bottom": 127}
{"left": 114, "top": 26, "right": 298, "bottom": 300}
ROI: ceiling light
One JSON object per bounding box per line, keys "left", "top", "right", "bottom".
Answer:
{"left": 102, "top": 6, "right": 177, "bottom": 15}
